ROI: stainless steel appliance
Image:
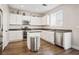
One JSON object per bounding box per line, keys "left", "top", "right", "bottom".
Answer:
{"left": 30, "top": 37, "right": 39, "bottom": 51}
{"left": 22, "top": 20, "right": 30, "bottom": 40}
{"left": 27, "top": 31, "right": 40, "bottom": 52}
{"left": 22, "top": 20, "right": 30, "bottom": 25}
{"left": 0, "top": 9, "right": 3, "bottom": 54}
{"left": 55, "top": 31, "right": 63, "bottom": 47}
{"left": 23, "top": 30, "right": 27, "bottom": 40}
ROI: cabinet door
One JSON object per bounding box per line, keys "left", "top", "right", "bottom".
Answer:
{"left": 41, "top": 31, "right": 47, "bottom": 40}
{"left": 23, "top": 16, "right": 31, "bottom": 22}
{"left": 46, "top": 31, "right": 54, "bottom": 44}
{"left": 9, "top": 31, "right": 17, "bottom": 42}
{"left": 3, "top": 30, "right": 8, "bottom": 49}
{"left": 38, "top": 17, "right": 42, "bottom": 25}
{"left": 9, "top": 31, "right": 23, "bottom": 42}
{"left": 30, "top": 16, "right": 34, "bottom": 25}
{"left": 63, "top": 32, "right": 71, "bottom": 50}
{"left": 41, "top": 31, "right": 54, "bottom": 44}
{"left": 10, "top": 14, "right": 17, "bottom": 24}
{"left": 16, "top": 31, "right": 23, "bottom": 40}
{"left": 30, "top": 16, "right": 36, "bottom": 25}
{"left": 16, "top": 15, "right": 22, "bottom": 24}
{"left": 35, "top": 17, "right": 41, "bottom": 25}
{"left": 30, "top": 16, "right": 42, "bottom": 25}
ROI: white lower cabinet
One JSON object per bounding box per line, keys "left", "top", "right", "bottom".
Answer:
{"left": 3, "top": 30, "right": 9, "bottom": 49}
{"left": 41, "top": 31, "right": 72, "bottom": 50}
{"left": 63, "top": 32, "right": 72, "bottom": 50}
{"left": 55, "top": 31, "right": 72, "bottom": 50}
{"left": 41, "top": 31, "right": 55, "bottom": 44}
{"left": 9, "top": 31, "right": 16, "bottom": 42}
{"left": 16, "top": 31, "right": 23, "bottom": 40}
{"left": 9, "top": 31, "right": 23, "bottom": 42}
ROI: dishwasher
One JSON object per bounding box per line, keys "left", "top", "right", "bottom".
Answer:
{"left": 55, "top": 31, "right": 63, "bottom": 47}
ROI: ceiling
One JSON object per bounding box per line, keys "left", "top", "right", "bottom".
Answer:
{"left": 8, "top": 4, "right": 60, "bottom": 14}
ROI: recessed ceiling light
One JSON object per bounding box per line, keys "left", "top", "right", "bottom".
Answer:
{"left": 42, "top": 4, "right": 47, "bottom": 6}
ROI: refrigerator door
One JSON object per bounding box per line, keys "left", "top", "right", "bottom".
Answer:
{"left": 0, "top": 9, "right": 3, "bottom": 54}
{"left": 0, "top": 10, "right": 2, "bottom": 31}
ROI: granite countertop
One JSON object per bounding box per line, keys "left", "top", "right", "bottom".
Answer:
{"left": 8, "top": 25, "right": 72, "bottom": 32}
{"left": 8, "top": 27, "right": 72, "bottom": 32}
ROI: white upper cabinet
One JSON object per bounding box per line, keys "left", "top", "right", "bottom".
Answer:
{"left": 10, "top": 13, "right": 23, "bottom": 25}
{"left": 10, "top": 14, "right": 17, "bottom": 24}
{"left": 63, "top": 32, "right": 72, "bottom": 50}
{"left": 16, "top": 14, "right": 22, "bottom": 24}
{"left": 30, "top": 16, "right": 42, "bottom": 25}
{"left": 10, "top": 13, "right": 42, "bottom": 25}
{"left": 23, "top": 16, "right": 31, "bottom": 22}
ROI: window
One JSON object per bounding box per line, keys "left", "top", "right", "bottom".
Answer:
{"left": 50, "top": 13, "right": 56, "bottom": 26}
{"left": 50, "top": 10, "right": 63, "bottom": 26}
{"left": 47, "top": 15, "right": 50, "bottom": 25}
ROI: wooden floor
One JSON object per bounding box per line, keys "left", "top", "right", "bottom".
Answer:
{"left": 2, "top": 39, "right": 79, "bottom": 55}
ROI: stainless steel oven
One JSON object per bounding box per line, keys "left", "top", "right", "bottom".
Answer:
{"left": 22, "top": 20, "right": 30, "bottom": 40}
{"left": 23, "top": 30, "right": 27, "bottom": 40}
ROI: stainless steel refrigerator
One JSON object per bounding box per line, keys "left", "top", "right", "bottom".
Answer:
{"left": 0, "top": 9, "right": 3, "bottom": 54}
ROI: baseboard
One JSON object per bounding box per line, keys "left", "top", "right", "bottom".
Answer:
{"left": 9, "top": 39, "right": 23, "bottom": 43}
{"left": 2, "top": 42, "right": 8, "bottom": 51}
{"left": 72, "top": 45, "right": 79, "bottom": 50}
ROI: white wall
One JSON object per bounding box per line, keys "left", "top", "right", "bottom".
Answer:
{"left": 0, "top": 4, "right": 9, "bottom": 50}
{"left": 41, "top": 15, "right": 49, "bottom": 25}
{"left": 60, "top": 5, "right": 79, "bottom": 50}
{"left": 71, "top": 5, "right": 79, "bottom": 49}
